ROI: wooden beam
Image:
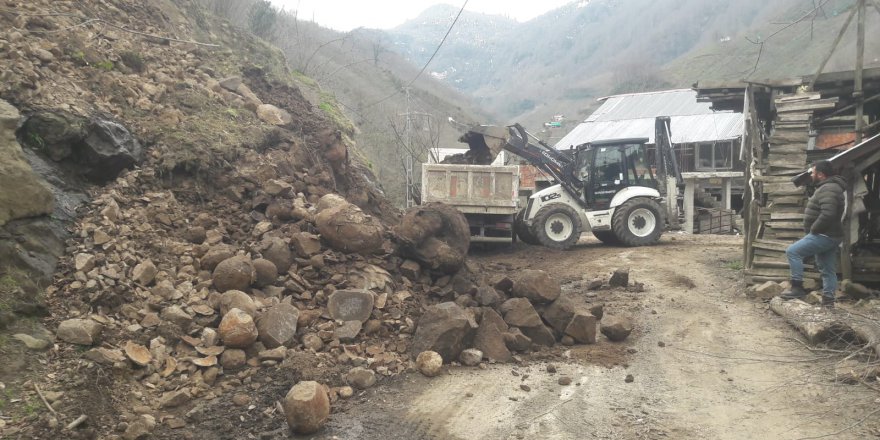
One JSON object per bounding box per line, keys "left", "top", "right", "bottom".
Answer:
{"left": 855, "top": 0, "right": 866, "bottom": 143}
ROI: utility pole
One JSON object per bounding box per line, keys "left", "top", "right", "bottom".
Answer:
{"left": 398, "top": 87, "right": 433, "bottom": 208}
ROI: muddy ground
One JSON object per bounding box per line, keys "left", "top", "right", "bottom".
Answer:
{"left": 197, "top": 234, "right": 880, "bottom": 439}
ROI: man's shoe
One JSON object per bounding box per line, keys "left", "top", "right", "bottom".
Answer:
{"left": 780, "top": 280, "right": 806, "bottom": 300}
{"left": 821, "top": 296, "right": 835, "bottom": 309}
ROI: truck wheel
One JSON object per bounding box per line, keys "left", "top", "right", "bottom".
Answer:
{"left": 534, "top": 204, "right": 581, "bottom": 250}
{"left": 611, "top": 198, "right": 664, "bottom": 246}
{"left": 592, "top": 230, "right": 621, "bottom": 245}
{"left": 514, "top": 209, "right": 540, "bottom": 245}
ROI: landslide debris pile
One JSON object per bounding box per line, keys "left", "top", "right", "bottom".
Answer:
{"left": 0, "top": 1, "right": 632, "bottom": 438}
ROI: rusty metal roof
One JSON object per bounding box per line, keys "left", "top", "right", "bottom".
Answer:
{"left": 554, "top": 89, "right": 743, "bottom": 148}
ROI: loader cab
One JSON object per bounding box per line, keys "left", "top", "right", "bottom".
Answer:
{"left": 574, "top": 138, "right": 656, "bottom": 210}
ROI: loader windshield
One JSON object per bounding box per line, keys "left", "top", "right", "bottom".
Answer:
{"left": 625, "top": 144, "right": 656, "bottom": 188}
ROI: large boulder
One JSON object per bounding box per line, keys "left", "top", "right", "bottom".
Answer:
{"left": 256, "top": 303, "right": 300, "bottom": 348}
{"left": 600, "top": 315, "right": 633, "bottom": 342}
{"left": 260, "top": 238, "right": 292, "bottom": 273}
{"left": 499, "top": 298, "right": 542, "bottom": 328}
{"left": 252, "top": 258, "right": 278, "bottom": 287}
{"left": 290, "top": 232, "right": 322, "bottom": 257}
{"left": 314, "top": 195, "right": 383, "bottom": 255}
{"left": 79, "top": 118, "right": 144, "bottom": 182}
{"left": 219, "top": 308, "right": 258, "bottom": 348}
{"left": 327, "top": 290, "right": 374, "bottom": 323}
{"left": 19, "top": 110, "right": 86, "bottom": 161}
{"left": 212, "top": 256, "right": 256, "bottom": 292}
{"left": 256, "top": 104, "right": 292, "bottom": 126}
{"left": 473, "top": 308, "right": 511, "bottom": 362}
{"left": 542, "top": 294, "right": 578, "bottom": 334}
{"left": 564, "top": 313, "right": 598, "bottom": 344}
{"left": 411, "top": 302, "right": 477, "bottom": 362}
{"left": 512, "top": 269, "right": 560, "bottom": 304}
{"left": 282, "top": 381, "right": 330, "bottom": 434}
{"left": 0, "top": 100, "right": 54, "bottom": 226}
{"left": 394, "top": 203, "right": 470, "bottom": 274}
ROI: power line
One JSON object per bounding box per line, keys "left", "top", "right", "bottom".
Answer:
{"left": 360, "top": 0, "right": 469, "bottom": 110}
{"left": 744, "top": 0, "right": 833, "bottom": 76}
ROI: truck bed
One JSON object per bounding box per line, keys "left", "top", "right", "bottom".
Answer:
{"left": 421, "top": 164, "right": 519, "bottom": 214}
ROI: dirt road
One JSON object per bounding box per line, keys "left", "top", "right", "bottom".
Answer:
{"left": 313, "top": 234, "right": 880, "bottom": 440}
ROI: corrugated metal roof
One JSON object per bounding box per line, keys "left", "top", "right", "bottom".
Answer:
{"left": 555, "top": 89, "right": 743, "bottom": 148}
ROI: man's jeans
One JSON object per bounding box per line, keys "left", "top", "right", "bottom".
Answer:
{"left": 786, "top": 233, "right": 840, "bottom": 299}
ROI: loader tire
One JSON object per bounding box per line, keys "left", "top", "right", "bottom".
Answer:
{"left": 514, "top": 208, "right": 540, "bottom": 245}
{"left": 592, "top": 230, "right": 621, "bottom": 245}
{"left": 534, "top": 204, "right": 581, "bottom": 250}
{"left": 611, "top": 198, "right": 664, "bottom": 247}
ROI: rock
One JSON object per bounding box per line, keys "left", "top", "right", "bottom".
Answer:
{"left": 600, "top": 315, "right": 633, "bottom": 342}
{"left": 256, "top": 303, "right": 300, "bottom": 348}
{"left": 459, "top": 348, "right": 483, "bottom": 366}
{"left": 12, "top": 333, "right": 50, "bottom": 350}
{"left": 327, "top": 289, "right": 374, "bottom": 323}
{"left": 131, "top": 259, "right": 158, "bottom": 285}
{"left": 558, "top": 376, "right": 572, "bottom": 386}
{"left": 260, "top": 237, "right": 292, "bottom": 273}
{"left": 411, "top": 302, "right": 477, "bottom": 362}
{"left": 220, "top": 349, "right": 247, "bottom": 369}
{"left": 564, "top": 313, "right": 597, "bottom": 344}
{"left": 200, "top": 245, "right": 235, "bottom": 271}
{"left": 263, "top": 179, "right": 293, "bottom": 197}
{"left": 337, "top": 386, "right": 354, "bottom": 399}
{"left": 503, "top": 328, "right": 532, "bottom": 352}
{"left": 219, "top": 308, "right": 259, "bottom": 348}
{"left": 291, "top": 232, "right": 322, "bottom": 257}
{"left": 843, "top": 280, "right": 874, "bottom": 300}
{"left": 625, "top": 374, "right": 635, "bottom": 383}
{"left": 122, "top": 415, "right": 156, "bottom": 440}
{"left": 183, "top": 226, "right": 207, "bottom": 244}
{"left": 252, "top": 258, "right": 277, "bottom": 287}
{"left": 258, "top": 346, "right": 286, "bottom": 361}
{"left": 256, "top": 104, "right": 292, "bottom": 126}
{"left": 399, "top": 259, "right": 421, "bottom": 280}
{"left": 220, "top": 290, "right": 257, "bottom": 317}
{"left": 302, "top": 333, "right": 324, "bottom": 351}
{"left": 232, "top": 394, "right": 251, "bottom": 406}
{"left": 334, "top": 320, "right": 362, "bottom": 342}
{"left": 282, "top": 381, "right": 330, "bottom": 434}
{"left": 473, "top": 308, "right": 511, "bottom": 362}
{"left": 586, "top": 278, "right": 604, "bottom": 290}
{"left": 79, "top": 118, "right": 144, "bottom": 182}
{"left": 499, "top": 298, "right": 542, "bottom": 328}
{"left": 416, "top": 351, "right": 443, "bottom": 377}
{"left": 542, "top": 294, "right": 577, "bottom": 334}
{"left": 219, "top": 76, "right": 242, "bottom": 92}
{"left": 0, "top": 99, "right": 54, "bottom": 227}
{"left": 560, "top": 335, "right": 575, "bottom": 346}
{"left": 160, "top": 305, "right": 193, "bottom": 329}
{"left": 213, "top": 256, "right": 255, "bottom": 292}
{"left": 521, "top": 323, "right": 555, "bottom": 347}
{"left": 124, "top": 341, "right": 152, "bottom": 366}
{"left": 346, "top": 367, "right": 377, "bottom": 389}
{"left": 314, "top": 195, "right": 383, "bottom": 255}
{"left": 609, "top": 268, "right": 629, "bottom": 287}
{"left": 56, "top": 318, "right": 102, "bottom": 345}
{"left": 512, "top": 269, "right": 560, "bottom": 304}
{"left": 589, "top": 304, "right": 604, "bottom": 320}
{"left": 750, "top": 281, "right": 784, "bottom": 299}
{"left": 160, "top": 389, "right": 192, "bottom": 408}
{"left": 394, "top": 203, "right": 470, "bottom": 274}
{"left": 74, "top": 253, "right": 96, "bottom": 272}
{"left": 475, "top": 285, "right": 502, "bottom": 307}
{"left": 93, "top": 229, "right": 111, "bottom": 245}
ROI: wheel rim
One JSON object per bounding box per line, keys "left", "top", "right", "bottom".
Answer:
{"left": 544, "top": 212, "right": 573, "bottom": 242}
{"left": 628, "top": 208, "right": 656, "bottom": 238}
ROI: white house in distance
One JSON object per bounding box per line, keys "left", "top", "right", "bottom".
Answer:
{"left": 554, "top": 88, "right": 746, "bottom": 233}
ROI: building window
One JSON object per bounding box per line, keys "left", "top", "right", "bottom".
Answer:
{"left": 695, "top": 141, "right": 733, "bottom": 171}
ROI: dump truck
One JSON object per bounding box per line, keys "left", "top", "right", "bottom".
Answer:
{"left": 421, "top": 161, "right": 520, "bottom": 243}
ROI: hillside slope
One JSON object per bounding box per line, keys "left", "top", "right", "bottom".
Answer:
{"left": 387, "top": 0, "right": 880, "bottom": 139}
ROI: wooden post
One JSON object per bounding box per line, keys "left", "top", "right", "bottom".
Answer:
{"left": 684, "top": 178, "right": 695, "bottom": 234}
{"left": 855, "top": 0, "right": 866, "bottom": 143}
{"left": 722, "top": 177, "right": 732, "bottom": 210}
{"left": 841, "top": 167, "right": 855, "bottom": 281}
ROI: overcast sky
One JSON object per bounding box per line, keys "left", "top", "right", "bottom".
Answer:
{"left": 268, "top": 0, "right": 574, "bottom": 32}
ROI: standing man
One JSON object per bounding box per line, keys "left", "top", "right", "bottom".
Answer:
{"left": 780, "top": 160, "right": 846, "bottom": 307}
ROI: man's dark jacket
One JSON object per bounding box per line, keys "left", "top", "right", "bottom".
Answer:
{"left": 803, "top": 175, "right": 846, "bottom": 240}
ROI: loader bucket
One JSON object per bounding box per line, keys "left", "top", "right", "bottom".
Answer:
{"left": 458, "top": 125, "right": 510, "bottom": 165}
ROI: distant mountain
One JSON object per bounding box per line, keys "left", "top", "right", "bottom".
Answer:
{"left": 386, "top": 0, "right": 880, "bottom": 141}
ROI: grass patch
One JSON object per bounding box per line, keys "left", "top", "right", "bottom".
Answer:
{"left": 95, "top": 60, "right": 114, "bottom": 71}
{"left": 723, "top": 260, "right": 743, "bottom": 271}
{"left": 318, "top": 91, "right": 355, "bottom": 136}
{"left": 119, "top": 51, "right": 145, "bottom": 73}
{"left": 291, "top": 70, "right": 318, "bottom": 87}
